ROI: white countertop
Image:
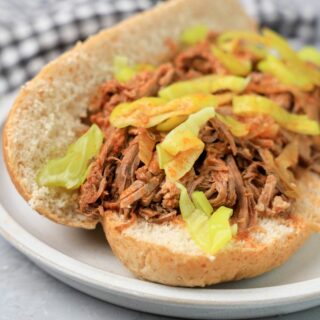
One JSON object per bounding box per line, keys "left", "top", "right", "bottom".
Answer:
{"left": 0, "top": 235, "right": 320, "bottom": 320}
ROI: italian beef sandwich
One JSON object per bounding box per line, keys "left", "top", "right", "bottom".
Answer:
{"left": 3, "top": 0, "right": 320, "bottom": 287}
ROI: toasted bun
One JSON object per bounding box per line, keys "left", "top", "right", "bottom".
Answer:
{"left": 3, "top": 0, "right": 255, "bottom": 229}
{"left": 102, "top": 170, "right": 320, "bottom": 287}
{"left": 102, "top": 214, "right": 310, "bottom": 287}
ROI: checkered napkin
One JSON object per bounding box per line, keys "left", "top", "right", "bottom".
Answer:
{"left": 0, "top": 0, "right": 160, "bottom": 96}
{"left": 1, "top": 0, "right": 320, "bottom": 97}
{"left": 241, "top": 0, "right": 320, "bottom": 48}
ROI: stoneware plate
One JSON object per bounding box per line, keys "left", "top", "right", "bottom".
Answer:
{"left": 1, "top": 92, "right": 320, "bottom": 319}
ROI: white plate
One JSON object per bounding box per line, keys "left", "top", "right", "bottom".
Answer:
{"left": 1, "top": 92, "right": 320, "bottom": 319}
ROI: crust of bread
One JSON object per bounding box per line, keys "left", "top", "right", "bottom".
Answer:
{"left": 3, "top": 0, "right": 255, "bottom": 229}
{"left": 102, "top": 213, "right": 311, "bottom": 287}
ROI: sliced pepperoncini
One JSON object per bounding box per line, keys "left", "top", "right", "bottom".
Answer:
{"left": 212, "top": 46, "right": 252, "bottom": 76}
{"left": 191, "top": 191, "right": 214, "bottom": 216}
{"left": 37, "top": 124, "right": 104, "bottom": 190}
{"left": 113, "top": 56, "right": 154, "bottom": 83}
{"left": 158, "top": 75, "right": 248, "bottom": 100}
{"left": 298, "top": 47, "right": 320, "bottom": 67}
{"left": 258, "top": 55, "right": 314, "bottom": 91}
{"left": 217, "top": 31, "right": 266, "bottom": 47}
{"left": 156, "top": 115, "right": 188, "bottom": 132}
{"left": 233, "top": 95, "right": 320, "bottom": 135}
{"left": 158, "top": 107, "right": 215, "bottom": 181}
{"left": 261, "top": 29, "right": 320, "bottom": 87}
{"left": 110, "top": 94, "right": 217, "bottom": 129}
{"left": 181, "top": 24, "right": 209, "bottom": 45}
{"left": 217, "top": 31, "right": 267, "bottom": 60}
{"left": 177, "top": 183, "right": 234, "bottom": 255}
{"left": 262, "top": 28, "right": 297, "bottom": 62}
{"left": 216, "top": 113, "right": 249, "bottom": 137}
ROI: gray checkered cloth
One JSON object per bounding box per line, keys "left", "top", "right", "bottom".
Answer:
{"left": 1, "top": 0, "right": 320, "bottom": 96}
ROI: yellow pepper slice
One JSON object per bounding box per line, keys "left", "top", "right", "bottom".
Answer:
{"left": 181, "top": 24, "right": 209, "bottom": 45}
{"left": 157, "top": 87, "right": 240, "bottom": 133}
{"left": 217, "top": 31, "right": 265, "bottom": 47}
{"left": 164, "top": 145, "right": 204, "bottom": 182}
{"left": 176, "top": 183, "right": 195, "bottom": 218}
{"left": 262, "top": 29, "right": 320, "bottom": 86}
{"left": 210, "top": 75, "right": 250, "bottom": 93}
{"left": 158, "top": 107, "right": 215, "bottom": 181}
{"left": 258, "top": 55, "right": 314, "bottom": 91}
{"left": 212, "top": 46, "right": 252, "bottom": 76}
{"left": 156, "top": 115, "right": 188, "bottom": 132}
{"left": 262, "top": 28, "right": 297, "bottom": 62}
{"left": 191, "top": 191, "right": 213, "bottom": 216}
{"left": 214, "top": 92, "right": 234, "bottom": 106}
{"left": 233, "top": 95, "right": 320, "bottom": 135}
{"left": 159, "top": 75, "right": 248, "bottom": 100}
{"left": 110, "top": 94, "right": 216, "bottom": 129}
{"left": 37, "top": 124, "right": 104, "bottom": 190}
{"left": 240, "top": 42, "right": 269, "bottom": 60}
{"left": 113, "top": 56, "right": 154, "bottom": 83}
{"left": 158, "top": 76, "right": 216, "bottom": 100}
{"left": 156, "top": 92, "right": 235, "bottom": 133}
{"left": 110, "top": 97, "right": 167, "bottom": 128}
{"left": 217, "top": 31, "right": 268, "bottom": 60}
{"left": 218, "top": 38, "right": 239, "bottom": 54}
{"left": 156, "top": 144, "right": 173, "bottom": 169}
{"left": 161, "top": 107, "right": 215, "bottom": 152}
{"left": 162, "top": 130, "right": 203, "bottom": 156}
{"left": 216, "top": 113, "right": 249, "bottom": 137}
{"left": 298, "top": 47, "right": 320, "bottom": 67}
{"left": 113, "top": 56, "right": 136, "bottom": 83}
{"left": 177, "top": 183, "right": 233, "bottom": 255}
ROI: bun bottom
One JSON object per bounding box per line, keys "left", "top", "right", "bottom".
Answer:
{"left": 102, "top": 212, "right": 310, "bottom": 287}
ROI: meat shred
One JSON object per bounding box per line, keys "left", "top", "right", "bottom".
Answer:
{"left": 78, "top": 36, "right": 320, "bottom": 232}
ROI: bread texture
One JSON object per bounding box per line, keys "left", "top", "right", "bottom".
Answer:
{"left": 102, "top": 213, "right": 311, "bottom": 287}
{"left": 3, "top": 0, "right": 255, "bottom": 229}
{"left": 3, "top": 0, "right": 320, "bottom": 287}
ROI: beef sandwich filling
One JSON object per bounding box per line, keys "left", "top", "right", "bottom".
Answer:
{"left": 37, "top": 27, "right": 320, "bottom": 254}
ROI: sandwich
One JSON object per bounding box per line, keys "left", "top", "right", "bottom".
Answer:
{"left": 3, "top": 0, "right": 320, "bottom": 287}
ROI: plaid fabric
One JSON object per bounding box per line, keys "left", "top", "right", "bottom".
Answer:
{"left": 1, "top": 0, "right": 320, "bottom": 96}
{"left": 241, "top": 0, "right": 320, "bottom": 48}
{"left": 0, "top": 0, "right": 159, "bottom": 95}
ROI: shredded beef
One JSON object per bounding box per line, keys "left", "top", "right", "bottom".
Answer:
{"left": 270, "top": 196, "right": 291, "bottom": 216}
{"left": 114, "top": 137, "right": 140, "bottom": 195}
{"left": 139, "top": 205, "right": 177, "bottom": 223}
{"left": 255, "top": 175, "right": 277, "bottom": 213}
{"left": 175, "top": 42, "right": 227, "bottom": 79}
{"left": 198, "top": 157, "right": 230, "bottom": 207}
{"left": 79, "top": 127, "right": 127, "bottom": 219}
{"left": 119, "top": 179, "right": 158, "bottom": 210}
{"left": 159, "top": 182, "right": 180, "bottom": 209}
{"left": 78, "top": 34, "right": 320, "bottom": 232}
{"left": 226, "top": 155, "right": 250, "bottom": 230}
